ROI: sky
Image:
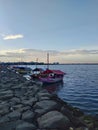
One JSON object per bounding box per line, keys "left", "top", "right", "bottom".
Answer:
{"left": 0, "top": 0, "right": 98, "bottom": 63}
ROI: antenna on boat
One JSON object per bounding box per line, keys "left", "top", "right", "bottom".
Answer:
{"left": 47, "top": 53, "right": 49, "bottom": 69}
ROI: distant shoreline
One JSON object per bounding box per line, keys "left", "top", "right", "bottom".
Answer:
{"left": 0, "top": 62, "right": 98, "bottom": 66}
{"left": 0, "top": 62, "right": 98, "bottom": 65}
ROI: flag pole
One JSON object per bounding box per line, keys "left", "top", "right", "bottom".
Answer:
{"left": 47, "top": 53, "right": 49, "bottom": 69}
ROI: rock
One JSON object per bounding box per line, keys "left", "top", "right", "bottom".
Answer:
{"left": 0, "top": 107, "right": 9, "bottom": 116}
{"left": 75, "top": 127, "right": 89, "bottom": 130}
{"left": 0, "top": 120, "right": 25, "bottom": 130}
{"left": 0, "top": 90, "right": 13, "bottom": 100}
{"left": 16, "top": 121, "right": 36, "bottom": 130}
{"left": 61, "top": 107, "right": 86, "bottom": 127}
{"left": 0, "top": 115, "right": 10, "bottom": 124}
{"left": 73, "top": 107, "right": 84, "bottom": 117}
{"left": 0, "top": 103, "right": 10, "bottom": 116}
{"left": 8, "top": 111, "right": 21, "bottom": 120}
{"left": 34, "top": 100, "right": 60, "bottom": 116}
{"left": 34, "top": 100, "right": 59, "bottom": 110}
{"left": 10, "top": 97, "right": 21, "bottom": 104}
{"left": 16, "top": 106, "right": 31, "bottom": 113}
{"left": 37, "top": 90, "right": 52, "bottom": 97}
{"left": 69, "top": 127, "right": 74, "bottom": 130}
{"left": 36, "top": 90, "right": 52, "bottom": 101}
{"left": 37, "top": 110, "right": 70, "bottom": 129}
{"left": 31, "top": 84, "right": 41, "bottom": 95}
{"left": 22, "top": 110, "right": 35, "bottom": 123}
{"left": 13, "top": 104, "right": 24, "bottom": 111}
{"left": 39, "top": 96, "right": 50, "bottom": 100}
{"left": 22, "top": 97, "right": 37, "bottom": 106}
{"left": 93, "top": 114, "right": 98, "bottom": 128}
{"left": 61, "top": 106, "right": 73, "bottom": 117}
{"left": 14, "top": 90, "right": 24, "bottom": 97}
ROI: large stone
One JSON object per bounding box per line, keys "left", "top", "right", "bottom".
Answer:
{"left": 61, "top": 107, "right": 86, "bottom": 127}
{"left": 34, "top": 100, "right": 59, "bottom": 110}
{"left": 37, "top": 90, "right": 51, "bottom": 97}
{"left": 22, "top": 110, "right": 35, "bottom": 123}
{"left": 36, "top": 90, "right": 52, "bottom": 101}
{"left": 29, "top": 84, "right": 40, "bottom": 95}
{"left": 34, "top": 100, "right": 60, "bottom": 116}
{"left": 0, "top": 103, "right": 10, "bottom": 116}
{"left": 0, "top": 120, "right": 25, "bottom": 130}
{"left": 8, "top": 111, "right": 21, "bottom": 120}
{"left": 12, "top": 104, "right": 24, "bottom": 111}
{"left": 37, "top": 111, "right": 70, "bottom": 129}
{"left": 22, "top": 98, "right": 37, "bottom": 106}
{"left": 0, "top": 90, "right": 13, "bottom": 100}
{"left": 16, "top": 121, "right": 36, "bottom": 130}
{"left": 0, "top": 107, "right": 9, "bottom": 116}
{"left": 14, "top": 90, "right": 24, "bottom": 97}
{"left": 16, "top": 106, "right": 31, "bottom": 113}
{"left": 0, "top": 115, "right": 10, "bottom": 124}
{"left": 10, "top": 97, "right": 21, "bottom": 104}
{"left": 39, "top": 96, "right": 50, "bottom": 100}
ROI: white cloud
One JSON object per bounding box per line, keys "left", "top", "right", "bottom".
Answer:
{"left": 3, "top": 34, "right": 24, "bottom": 40}
{"left": 0, "top": 49, "right": 98, "bottom": 63}
{"left": 0, "top": 33, "right": 6, "bottom": 37}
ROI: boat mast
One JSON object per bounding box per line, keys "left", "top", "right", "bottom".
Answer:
{"left": 36, "top": 58, "right": 38, "bottom": 68}
{"left": 47, "top": 53, "right": 49, "bottom": 69}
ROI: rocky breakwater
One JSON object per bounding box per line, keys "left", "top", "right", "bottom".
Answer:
{"left": 0, "top": 66, "right": 98, "bottom": 130}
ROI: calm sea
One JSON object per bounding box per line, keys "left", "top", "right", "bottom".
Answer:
{"left": 30, "top": 64, "right": 98, "bottom": 115}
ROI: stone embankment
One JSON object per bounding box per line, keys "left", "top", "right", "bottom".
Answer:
{"left": 0, "top": 66, "right": 98, "bottom": 130}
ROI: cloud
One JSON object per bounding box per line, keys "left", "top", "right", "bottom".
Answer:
{"left": 61, "top": 49, "right": 98, "bottom": 55}
{"left": 3, "top": 34, "right": 24, "bottom": 40}
{"left": 0, "top": 49, "right": 98, "bottom": 63}
{"left": 0, "top": 33, "right": 6, "bottom": 37}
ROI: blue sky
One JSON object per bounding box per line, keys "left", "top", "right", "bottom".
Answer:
{"left": 0, "top": 0, "right": 98, "bottom": 63}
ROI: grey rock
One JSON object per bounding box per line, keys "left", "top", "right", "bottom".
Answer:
{"left": 22, "top": 98, "right": 37, "bottom": 106}
{"left": 34, "top": 100, "right": 60, "bottom": 116}
{"left": 10, "top": 97, "right": 21, "bottom": 104}
{"left": 14, "top": 90, "right": 24, "bottom": 97}
{"left": 61, "top": 107, "right": 86, "bottom": 127}
{"left": 16, "top": 121, "right": 36, "bottom": 130}
{"left": 37, "top": 110, "right": 70, "bottom": 129}
{"left": 34, "top": 100, "right": 58, "bottom": 110}
{"left": 37, "top": 90, "right": 52, "bottom": 101}
{"left": 8, "top": 111, "right": 21, "bottom": 120}
{"left": 16, "top": 106, "right": 31, "bottom": 113}
{"left": 22, "top": 110, "right": 35, "bottom": 123}
{"left": 0, "top": 104, "right": 10, "bottom": 116}
{"left": 0, "top": 120, "right": 24, "bottom": 130}
{"left": 37, "top": 90, "right": 51, "bottom": 97}
{"left": 0, "top": 108, "right": 9, "bottom": 116}
{"left": 13, "top": 104, "right": 24, "bottom": 110}
{"left": 39, "top": 96, "right": 50, "bottom": 100}
{"left": 0, "top": 90, "right": 13, "bottom": 96}
{"left": 0, "top": 115, "right": 10, "bottom": 124}
{"left": 0, "top": 90, "right": 13, "bottom": 100}
{"left": 29, "top": 84, "right": 40, "bottom": 95}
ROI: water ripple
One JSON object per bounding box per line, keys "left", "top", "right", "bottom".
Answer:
{"left": 57, "top": 65, "right": 98, "bottom": 115}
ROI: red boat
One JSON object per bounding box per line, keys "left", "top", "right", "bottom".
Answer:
{"left": 30, "top": 53, "right": 66, "bottom": 84}
{"left": 39, "top": 69, "right": 65, "bottom": 84}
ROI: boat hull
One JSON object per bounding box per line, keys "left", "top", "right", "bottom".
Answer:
{"left": 39, "top": 77, "right": 63, "bottom": 84}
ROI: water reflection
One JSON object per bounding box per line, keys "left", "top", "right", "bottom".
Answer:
{"left": 43, "top": 81, "right": 64, "bottom": 93}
